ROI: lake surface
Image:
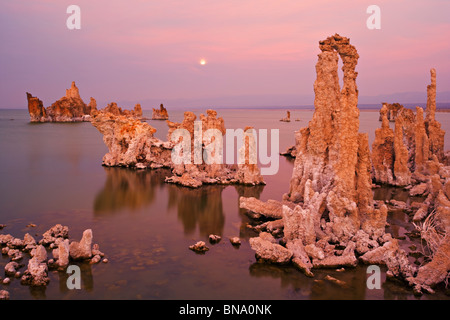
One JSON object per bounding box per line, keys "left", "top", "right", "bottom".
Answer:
{"left": 1, "top": 108, "right": 449, "bottom": 300}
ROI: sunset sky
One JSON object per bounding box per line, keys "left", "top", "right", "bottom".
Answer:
{"left": 1, "top": 0, "right": 449, "bottom": 109}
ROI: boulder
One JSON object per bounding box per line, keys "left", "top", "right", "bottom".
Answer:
{"left": 69, "top": 229, "right": 93, "bottom": 260}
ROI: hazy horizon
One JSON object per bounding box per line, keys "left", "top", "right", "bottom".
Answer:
{"left": 1, "top": 1, "right": 449, "bottom": 109}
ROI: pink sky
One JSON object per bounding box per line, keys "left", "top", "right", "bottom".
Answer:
{"left": 0, "top": 0, "right": 449, "bottom": 108}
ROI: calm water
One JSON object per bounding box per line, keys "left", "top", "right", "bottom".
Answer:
{"left": 0, "top": 108, "right": 449, "bottom": 300}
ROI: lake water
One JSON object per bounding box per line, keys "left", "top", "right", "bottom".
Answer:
{"left": 1, "top": 108, "right": 449, "bottom": 300}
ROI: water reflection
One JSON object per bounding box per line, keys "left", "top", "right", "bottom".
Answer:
{"left": 94, "top": 166, "right": 267, "bottom": 238}
{"left": 94, "top": 167, "right": 171, "bottom": 214}
{"left": 248, "top": 263, "right": 417, "bottom": 300}
{"left": 56, "top": 263, "right": 94, "bottom": 294}
{"left": 167, "top": 185, "right": 226, "bottom": 237}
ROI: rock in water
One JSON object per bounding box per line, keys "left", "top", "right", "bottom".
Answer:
{"left": 27, "top": 81, "right": 94, "bottom": 122}
{"left": 26, "top": 93, "right": 47, "bottom": 122}
{"left": 372, "top": 69, "right": 445, "bottom": 184}
{"left": 91, "top": 108, "right": 173, "bottom": 168}
{"left": 57, "top": 239, "right": 70, "bottom": 269}
{"left": 286, "top": 34, "right": 383, "bottom": 241}
{"left": 425, "top": 68, "right": 445, "bottom": 163}
{"left": 249, "top": 235, "right": 292, "bottom": 264}
{"left": 0, "top": 290, "right": 10, "bottom": 300}
{"left": 152, "top": 104, "right": 169, "bottom": 120}
{"left": 69, "top": 229, "right": 93, "bottom": 260}
{"left": 21, "top": 245, "right": 50, "bottom": 287}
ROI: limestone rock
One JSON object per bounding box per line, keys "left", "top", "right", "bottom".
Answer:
{"left": 152, "top": 104, "right": 169, "bottom": 120}
{"left": 208, "top": 234, "right": 222, "bottom": 244}
{"left": 425, "top": 68, "right": 445, "bottom": 162}
{"left": 40, "top": 224, "right": 69, "bottom": 246}
{"left": 91, "top": 109, "right": 172, "bottom": 168}
{"left": 415, "top": 107, "right": 430, "bottom": 173}
{"left": 26, "top": 93, "right": 47, "bottom": 122}
{"left": 189, "top": 241, "right": 209, "bottom": 253}
{"left": 312, "top": 241, "right": 358, "bottom": 268}
{"left": 56, "top": 239, "right": 70, "bottom": 269}
{"left": 235, "top": 127, "right": 265, "bottom": 185}
{"left": 280, "top": 111, "right": 291, "bottom": 122}
{"left": 21, "top": 257, "right": 49, "bottom": 287}
{"left": 378, "top": 102, "right": 404, "bottom": 122}
{"left": 69, "top": 229, "right": 93, "bottom": 260}
{"left": 27, "top": 82, "right": 94, "bottom": 122}
{"left": 280, "top": 145, "right": 297, "bottom": 158}
{"left": 166, "top": 110, "right": 264, "bottom": 188}
{"left": 393, "top": 115, "right": 412, "bottom": 185}
{"left": 31, "top": 245, "right": 48, "bottom": 263}
{"left": 239, "top": 197, "right": 286, "bottom": 220}
{"left": 286, "top": 239, "right": 313, "bottom": 277}
{"left": 282, "top": 205, "right": 316, "bottom": 245}
{"left": 0, "top": 290, "right": 9, "bottom": 300}
{"left": 229, "top": 237, "right": 241, "bottom": 246}
{"left": 4, "top": 261, "right": 19, "bottom": 276}
{"left": 304, "top": 244, "right": 324, "bottom": 260}
{"left": 102, "top": 102, "right": 143, "bottom": 119}
{"left": 286, "top": 34, "right": 370, "bottom": 241}
{"left": 249, "top": 234, "right": 292, "bottom": 264}
{"left": 372, "top": 104, "right": 395, "bottom": 184}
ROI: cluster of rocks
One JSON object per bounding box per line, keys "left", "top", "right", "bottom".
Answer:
{"left": 91, "top": 108, "right": 265, "bottom": 188}
{"left": 240, "top": 34, "right": 449, "bottom": 295}
{"left": 1, "top": 224, "right": 106, "bottom": 299}
{"left": 27, "top": 81, "right": 143, "bottom": 123}
{"left": 189, "top": 234, "right": 241, "bottom": 253}
{"left": 378, "top": 103, "right": 404, "bottom": 122}
{"left": 152, "top": 104, "right": 169, "bottom": 120}
{"left": 280, "top": 111, "right": 291, "bottom": 122}
{"left": 372, "top": 68, "right": 446, "bottom": 187}
{"left": 27, "top": 81, "right": 97, "bottom": 122}
{"left": 101, "top": 102, "right": 143, "bottom": 120}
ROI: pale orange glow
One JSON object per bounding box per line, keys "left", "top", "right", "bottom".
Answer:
{"left": 200, "top": 59, "right": 207, "bottom": 66}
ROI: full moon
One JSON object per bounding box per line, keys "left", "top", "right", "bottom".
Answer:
{"left": 199, "top": 59, "right": 207, "bottom": 66}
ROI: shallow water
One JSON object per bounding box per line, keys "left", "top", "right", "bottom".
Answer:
{"left": 0, "top": 108, "right": 449, "bottom": 300}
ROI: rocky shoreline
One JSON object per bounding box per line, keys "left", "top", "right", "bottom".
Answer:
{"left": 0, "top": 224, "right": 106, "bottom": 300}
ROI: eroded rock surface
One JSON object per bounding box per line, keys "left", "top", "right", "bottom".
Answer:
{"left": 241, "top": 35, "right": 444, "bottom": 288}
{"left": 1, "top": 224, "right": 106, "bottom": 290}
{"left": 27, "top": 81, "right": 96, "bottom": 122}
{"left": 152, "top": 104, "right": 169, "bottom": 120}
{"left": 91, "top": 108, "right": 173, "bottom": 168}
{"left": 372, "top": 69, "right": 446, "bottom": 186}
{"left": 92, "top": 108, "right": 265, "bottom": 188}
{"left": 165, "top": 110, "right": 265, "bottom": 187}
